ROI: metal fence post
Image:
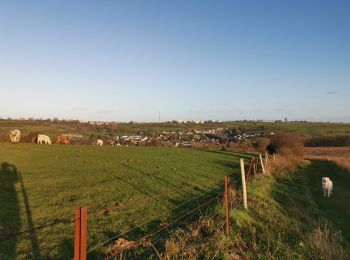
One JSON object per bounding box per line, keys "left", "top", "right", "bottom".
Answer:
{"left": 74, "top": 207, "right": 87, "bottom": 260}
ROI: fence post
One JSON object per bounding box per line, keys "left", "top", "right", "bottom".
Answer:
{"left": 253, "top": 157, "right": 257, "bottom": 176}
{"left": 259, "top": 154, "right": 266, "bottom": 174}
{"left": 246, "top": 158, "right": 254, "bottom": 182}
{"left": 240, "top": 158, "right": 248, "bottom": 210}
{"left": 225, "top": 176, "right": 230, "bottom": 236}
{"left": 74, "top": 207, "right": 88, "bottom": 260}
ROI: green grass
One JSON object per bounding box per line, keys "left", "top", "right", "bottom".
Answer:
{"left": 148, "top": 159, "right": 350, "bottom": 259}
{"left": 1, "top": 143, "right": 350, "bottom": 259}
{"left": 301, "top": 161, "right": 350, "bottom": 243}
{"left": 0, "top": 144, "right": 249, "bottom": 259}
{"left": 229, "top": 160, "right": 350, "bottom": 259}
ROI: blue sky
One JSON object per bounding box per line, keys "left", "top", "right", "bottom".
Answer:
{"left": 0, "top": 1, "right": 349, "bottom": 122}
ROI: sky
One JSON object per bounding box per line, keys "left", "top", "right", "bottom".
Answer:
{"left": 0, "top": 1, "right": 349, "bottom": 122}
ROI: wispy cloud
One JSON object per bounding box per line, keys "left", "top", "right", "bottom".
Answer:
{"left": 326, "top": 90, "right": 338, "bottom": 95}
{"left": 273, "top": 108, "right": 285, "bottom": 112}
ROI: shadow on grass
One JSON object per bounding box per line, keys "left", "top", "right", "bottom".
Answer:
{"left": 0, "top": 162, "right": 41, "bottom": 259}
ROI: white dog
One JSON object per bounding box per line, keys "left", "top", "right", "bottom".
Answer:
{"left": 322, "top": 177, "right": 333, "bottom": 197}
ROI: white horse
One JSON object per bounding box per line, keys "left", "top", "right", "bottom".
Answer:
{"left": 9, "top": 129, "right": 21, "bottom": 144}
{"left": 96, "top": 139, "right": 103, "bottom": 146}
{"left": 37, "top": 134, "right": 52, "bottom": 145}
{"left": 322, "top": 177, "right": 333, "bottom": 197}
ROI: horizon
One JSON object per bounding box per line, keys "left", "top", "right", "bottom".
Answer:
{"left": 2, "top": 116, "right": 350, "bottom": 125}
{"left": 1, "top": 1, "right": 349, "bottom": 122}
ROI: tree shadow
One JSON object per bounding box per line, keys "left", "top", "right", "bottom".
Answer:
{"left": 0, "top": 162, "right": 41, "bottom": 259}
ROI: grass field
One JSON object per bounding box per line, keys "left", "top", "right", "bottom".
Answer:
{"left": 0, "top": 144, "right": 248, "bottom": 259}
{"left": 1, "top": 144, "right": 350, "bottom": 259}
{"left": 1, "top": 120, "right": 350, "bottom": 144}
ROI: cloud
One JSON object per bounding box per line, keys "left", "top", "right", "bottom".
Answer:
{"left": 96, "top": 110, "right": 114, "bottom": 114}
{"left": 273, "top": 108, "right": 285, "bottom": 112}
{"left": 326, "top": 90, "right": 338, "bottom": 95}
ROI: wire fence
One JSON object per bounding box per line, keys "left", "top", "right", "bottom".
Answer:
{"left": 1, "top": 152, "right": 274, "bottom": 259}
{"left": 101, "top": 152, "right": 271, "bottom": 258}
{"left": 87, "top": 188, "right": 220, "bottom": 255}
{"left": 104, "top": 193, "right": 222, "bottom": 259}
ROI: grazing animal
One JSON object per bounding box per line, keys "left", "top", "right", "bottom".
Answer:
{"left": 56, "top": 135, "right": 71, "bottom": 144}
{"left": 96, "top": 139, "right": 103, "bottom": 146}
{"left": 9, "top": 129, "right": 21, "bottom": 144}
{"left": 322, "top": 177, "right": 333, "bottom": 197}
{"left": 37, "top": 134, "right": 52, "bottom": 145}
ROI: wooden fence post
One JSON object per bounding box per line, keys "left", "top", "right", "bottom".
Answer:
{"left": 225, "top": 176, "right": 230, "bottom": 236}
{"left": 259, "top": 154, "right": 266, "bottom": 174}
{"left": 74, "top": 207, "right": 88, "bottom": 260}
{"left": 240, "top": 159, "right": 248, "bottom": 210}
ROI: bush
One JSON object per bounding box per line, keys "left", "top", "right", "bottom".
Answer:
{"left": 254, "top": 137, "right": 270, "bottom": 153}
{"left": 305, "top": 136, "right": 350, "bottom": 147}
{"left": 270, "top": 133, "right": 304, "bottom": 158}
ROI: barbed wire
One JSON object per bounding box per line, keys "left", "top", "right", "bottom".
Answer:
{"left": 87, "top": 188, "right": 221, "bottom": 254}
{"left": 105, "top": 193, "right": 221, "bottom": 260}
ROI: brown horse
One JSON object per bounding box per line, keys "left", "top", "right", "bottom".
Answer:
{"left": 56, "top": 136, "right": 71, "bottom": 144}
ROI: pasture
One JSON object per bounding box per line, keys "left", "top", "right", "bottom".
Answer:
{"left": 1, "top": 120, "right": 350, "bottom": 145}
{"left": 0, "top": 144, "right": 247, "bottom": 259}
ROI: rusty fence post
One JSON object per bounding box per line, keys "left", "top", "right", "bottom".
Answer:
{"left": 253, "top": 157, "right": 257, "bottom": 176}
{"left": 225, "top": 176, "right": 230, "bottom": 236}
{"left": 74, "top": 207, "right": 88, "bottom": 260}
{"left": 246, "top": 158, "right": 254, "bottom": 182}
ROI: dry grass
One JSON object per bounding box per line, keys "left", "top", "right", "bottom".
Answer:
{"left": 304, "top": 223, "right": 347, "bottom": 260}
{"left": 267, "top": 154, "right": 304, "bottom": 176}
{"left": 304, "top": 147, "right": 350, "bottom": 172}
